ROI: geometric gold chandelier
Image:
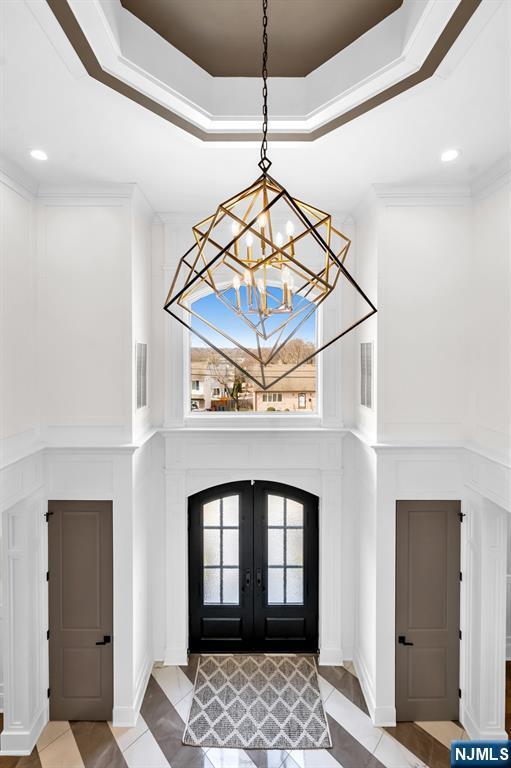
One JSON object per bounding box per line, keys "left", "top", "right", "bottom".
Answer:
{"left": 164, "top": 0, "right": 376, "bottom": 391}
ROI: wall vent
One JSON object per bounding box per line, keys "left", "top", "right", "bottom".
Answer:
{"left": 136, "top": 342, "right": 148, "bottom": 409}
{"left": 360, "top": 342, "right": 373, "bottom": 408}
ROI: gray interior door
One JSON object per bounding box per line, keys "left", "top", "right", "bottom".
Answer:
{"left": 48, "top": 500, "right": 113, "bottom": 720}
{"left": 396, "top": 500, "right": 460, "bottom": 721}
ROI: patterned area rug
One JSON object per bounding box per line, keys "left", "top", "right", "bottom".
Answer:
{"left": 182, "top": 655, "right": 332, "bottom": 749}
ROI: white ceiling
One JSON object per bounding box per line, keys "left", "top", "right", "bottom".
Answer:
{"left": 1, "top": 0, "right": 509, "bottom": 214}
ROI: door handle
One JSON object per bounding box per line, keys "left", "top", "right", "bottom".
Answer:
{"left": 95, "top": 635, "right": 111, "bottom": 645}
{"left": 256, "top": 569, "right": 263, "bottom": 588}
{"left": 398, "top": 635, "right": 414, "bottom": 646}
{"left": 244, "top": 570, "right": 251, "bottom": 589}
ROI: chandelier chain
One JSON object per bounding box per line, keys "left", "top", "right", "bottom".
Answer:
{"left": 259, "top": 0, "right": 271, "bottom": 173}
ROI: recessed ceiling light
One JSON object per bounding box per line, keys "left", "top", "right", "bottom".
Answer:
{"left": 30, "top": 149, "right": 48, "bottom": 161}
{"left": 441, "top": 148, "right": 460, "bottom": 163}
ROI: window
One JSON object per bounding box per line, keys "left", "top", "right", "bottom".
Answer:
{"left": 202, "top": 496, "right": 239, "bottom": 605}
{"left": 298, "top": 393, "right": 306, "bottom": 409}
{"left": 267, "top": 495, "right": 304, "bottom": 604}
{"left": 263, "top": 393, "right": 282, "bottom": 403}
{"left": 136, "top": 342, "right": 147, "bottom": 409}
{"left": 189, "top": 291, "right": 317, "bottom": 414}
{"left": 360, "top": 342, "right": 373, "bottom": 408}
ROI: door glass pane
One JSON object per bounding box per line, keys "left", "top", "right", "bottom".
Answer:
{"left": 287, "top": 499, "right": 303, "bottom": 526}
{"left": 286, "top": 568, "right": 303, "bottom": 603}
{"left": 268, "top": 568, "right": 284, "bottom": 603}
{"left": 268, "top": 495, "right": 284, "bottom": 526}
{"left": 204, "top": 529, "right": 220, "bottom": 565}
{"left": 204, "top": 568, "right": 220, "bottom": 603}
{"left": 202, "top": 495, "right": 239, "bottom": 606}
{"left": 203, "top": 499, "right": 220, "bottom": 526}
{"left": 266, "top": 495, "right": 305, "bottom": 606}
{"left": 268, "top": 528, "right": 284, "bottom": 566}
{"left": 223, "top": 496, "right": 239, "bottom": 526}
{"left": 223, "top": 569, "right": 239, "bottom": 603}
{"left": 287, "top": 529, "right": 303, "bottom": 566}
{"left": 222, "top": 529, "right": 239, "bottom": 566}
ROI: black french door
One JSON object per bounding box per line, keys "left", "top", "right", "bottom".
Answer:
{"left": 188, "top": 480, "right": 319, "bottom": 653}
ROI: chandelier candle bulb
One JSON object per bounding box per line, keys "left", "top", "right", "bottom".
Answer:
{"left": 286, "top": 220, "right": 295, "bottom": 256}
{"left": 258, "top": 212, "right": 267, "bottom": 255}
{"left": 243, "top": 268, "right": 253, "bottom": 308}
{"left": 231, "top": 220, "right": 241, "bottom": 257}
{"left": 232, "top": 275, "right": 241, "bottom": 309}
{"left": 246, "top": 231, "right": 254, "bottom": 262}
{"left": 257, "top": 278, "right": 267, "bottom": 313}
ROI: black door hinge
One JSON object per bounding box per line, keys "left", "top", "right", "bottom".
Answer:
{"left": 47, "top": 688, "right": 51, "bottom": 698}
{"left": 46, "top": 629, "right": 50, "bottom": 640}
{"left": 45, "top": 511, "right": 54, "bottom": 523}
{"left": 46, "top": 571, "right": 49, "bottom": 582}
{"left": 459, "top": 630, "right": 462, "bottom": 640}
{"left": 458, "top": 688, "right": 462, "bottom": 699}
{"left": 458, "top": 512, "right": 465, "bottom": 523}
{"left": 459, "top": 571, "right": 463, "bottom": 582}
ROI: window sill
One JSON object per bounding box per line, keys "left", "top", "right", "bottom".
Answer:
{"left": 175, "top": 414, "right": 334, "bottom": 431}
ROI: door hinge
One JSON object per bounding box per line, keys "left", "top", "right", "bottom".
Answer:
{"left": 46, "top": 629, "right": 50, "bottom": 640}
{"left": 458, "top": 688, "right": 462, "bottom": 699}
{"left": 459, "top": 630, "right": 462, "bottom": 640}
{"left": 459, "top": 571, "right": 463, "bottom": 582}
{"left": 458, "top": 512, "right": 465, "bottom": 523}
{"left": 47, "top": 688, "right": 51, "bottom": 699}
{"left": 45, "top": 511, "right": 54, "bottom": 523}
{"left": 46, "top": 571, "right": 49, "bottom": 581}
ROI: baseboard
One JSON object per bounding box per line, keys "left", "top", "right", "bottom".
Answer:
{"left": 134, "top": 654, "right": 153, "bottom": 716}
{"left": 353, "top": 650, "right": 376, "bottom": 721}
{"left": 460, "top": 702, "right": 507, "bottom": 741}
{"left": 0, "top": 702, "right": 48, "bottom": 756}
{"left": 372, "top": 705, "right": 397, "bottom": 727}
{"left": 318, "top": 646, "right": 344, "bottom": 666}
{"left": 164, "top": 646, "right": 188, "bottom": 666}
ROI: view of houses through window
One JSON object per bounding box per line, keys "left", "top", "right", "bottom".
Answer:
{"left": 189, "top": 292, "right": 317, "bottom": 414}
{"left": 190, "top": 344, "right": 316, "bottom": 413}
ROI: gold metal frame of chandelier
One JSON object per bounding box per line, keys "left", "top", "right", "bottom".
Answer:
{"left": 164, "top": 173, "right": 377, "bottom": 390}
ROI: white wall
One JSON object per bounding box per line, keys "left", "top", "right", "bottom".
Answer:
{"left": 351, "top": 434, "right": 378, "bottom": 715}
{"left": 132, "top": 190, "right": 153, "bottom": 441}
{"left": 37, "top": 192, "right": 132, "bottom": 445}
{"left": 353, "top": 197, "right": 379, "bottom": 441}
{"left": 378, "top": 199, "right": 471, "bottom": 443}
{"left": 462, "top": 490, "right": 508, "bottom": 740}
{"left": 0, "top": 174, "right": 38, "bottom": 461}
{"left": 468, "top": 182, "right": 511, "bottom": 462}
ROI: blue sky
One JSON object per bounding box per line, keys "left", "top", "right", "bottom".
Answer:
{"left": 190, "top": 288, "right": 316, "bottom": 349}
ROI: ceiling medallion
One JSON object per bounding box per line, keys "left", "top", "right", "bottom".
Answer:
{"left": 164, "top": 0, "right": 376, "bottom": 391}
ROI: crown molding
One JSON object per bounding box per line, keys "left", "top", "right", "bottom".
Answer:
{"left": 0, "top": 155, "right": 39, "bottom": 199}
{"left": 37, "top": 182, "right": 138, "bottom": 199}
{"left": 470, "top": 155, "right": 511, "bottom": 200}
{"left": 41, "top": 0, "right": 481, "bottom": 142}
{"left": 372, "top": 183, "right": 472, "bottom": 206}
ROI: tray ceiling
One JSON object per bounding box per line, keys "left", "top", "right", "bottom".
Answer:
{"left": 119, "top": 0, "right": 403, "bottom": 77}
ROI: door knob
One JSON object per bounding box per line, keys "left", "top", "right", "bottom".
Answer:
{"left": 398, "top": 635, "right": 414, "bottom": 646}
{"left": 96, "top": 635, "right": 111, "bottom": 645}
{"left": 256, "top": 570, "right": 263, "bottom": 588}
{"left": 244, "top": 570, "right": 251, "bottom": 588}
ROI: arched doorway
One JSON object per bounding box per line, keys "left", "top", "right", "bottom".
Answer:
{"left": 188, "top": 480, "right": 319, "bottom": 653}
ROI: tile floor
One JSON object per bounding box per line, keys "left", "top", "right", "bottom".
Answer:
{"left": 1, "top": 659, "right": 457, "bottom": 768}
